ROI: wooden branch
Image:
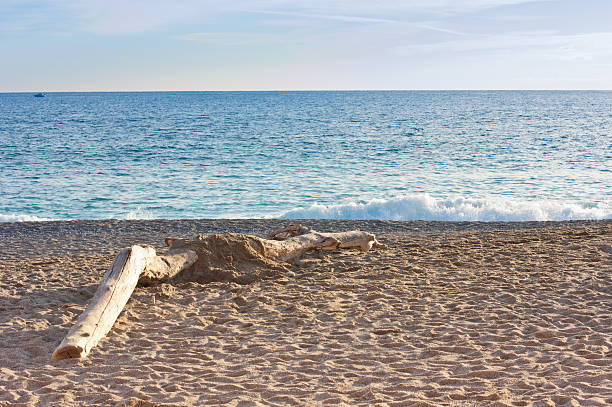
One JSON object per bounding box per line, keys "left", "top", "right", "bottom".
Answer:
{"left": 262, "top": 225, "right": 387, "bottom": 261}
{"left": 257, "top": 232, "right": 340, "bottom": 262}
{"left": 52, "top": 245, "right": 156, "bottom": 360}
{"left": 138, "top": 248, "right": 198, "bottom": 285}
{"left": 167, "top": 226, "right": 386, "bottom": 264}
{"left": 318, "top": 230, "right": 388, "bottom": 251}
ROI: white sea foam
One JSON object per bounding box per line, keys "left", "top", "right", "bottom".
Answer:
{"left": 0, "top": 213, "right": 53, "bottom": 222}
{"left": 125, "top": 206, "right": 155, "bottom": 220}
{"left": 280, "top": 195, "right": 612, "bottom": 222}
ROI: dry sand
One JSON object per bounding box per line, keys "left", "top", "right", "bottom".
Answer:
{"left": 1, "top": 219, "right": 611, "bottom": 406}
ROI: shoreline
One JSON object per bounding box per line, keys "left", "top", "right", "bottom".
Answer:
{"left": 1, "top": 218, "right": 610, "bottom": 260}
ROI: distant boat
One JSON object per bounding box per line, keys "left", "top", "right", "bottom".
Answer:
{"left": 33, "top": 92, "right": 45, "bottom": 97}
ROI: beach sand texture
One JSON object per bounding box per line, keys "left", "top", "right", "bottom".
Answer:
{"left": 1, "top": 220, "right": 611, "bottom": 406}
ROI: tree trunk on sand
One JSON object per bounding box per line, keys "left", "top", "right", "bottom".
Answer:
{"left": 264, "top": 225, "right": 387, "bottom": 259}
{"left": 52, "top": 245, "right": 197, "bottom": 360}
{"left": 52, "top": 225, "right": 385, "bottom": 360}
{"left": 52, "top": 246, "right": 155, "bottom": 360}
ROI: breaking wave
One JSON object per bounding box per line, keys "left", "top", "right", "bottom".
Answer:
{"left": 0, "top": 213, "right": 53, "bottom": 222}
{"left": 125, "top": 206, "right": 155, "bottom": 220}
{"left": 280, "top": 195, "right": 612, "bottom": 222}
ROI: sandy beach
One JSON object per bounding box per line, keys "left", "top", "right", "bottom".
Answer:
{"left": 1, "top": 219, "right": 611, "bottom": 406}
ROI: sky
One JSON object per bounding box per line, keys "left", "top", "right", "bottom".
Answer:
{"left": 1, "top": 0, "right": 611, "bottom": 91}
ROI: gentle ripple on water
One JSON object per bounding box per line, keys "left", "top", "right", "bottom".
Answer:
{"left": 0, "top": 91, "right": 610, "bottom": 221}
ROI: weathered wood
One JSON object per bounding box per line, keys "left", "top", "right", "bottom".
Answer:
{"left": 52, "top": 225, "right": 386, "bottom": 359}
{"left": 319, "top": 230, "right": 388, "bottom": 251}
{"left": 52, "top": 245, "right": 156, "bottom": 360}
{"left": 258, "top": 231, "right": 340, "bottom": 262}
{"left": 167, "top": 227, "right": 385, "bottom": 264}
{"left": 138, "top": 248, "right": 198, "bottom": 285}
{"left": 263, "top": 225, "right": 387, "bottom": 261}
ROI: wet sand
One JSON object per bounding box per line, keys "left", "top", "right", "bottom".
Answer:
{"left": 1, "top": 219, "right": 611, "bottom": 406}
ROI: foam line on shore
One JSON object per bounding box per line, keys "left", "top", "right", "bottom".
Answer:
{"left": 0, "top": 213, "right": 52, "bottom": 222}
{"left": 280, "top": 194, "right": 612, "bottom": 222}
{"left": 3, "top": 195, "right": 611, "bottom": 222}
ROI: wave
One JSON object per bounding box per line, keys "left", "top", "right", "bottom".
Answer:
{"left": 280, "top": 195, "right": 612, "bottom": 222}
{"left": 0, "top": 213, "right": 53, "bottom": 222}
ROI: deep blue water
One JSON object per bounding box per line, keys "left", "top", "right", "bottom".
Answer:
{"left": 1, "top": 91, "right": 610, "bottom": 221}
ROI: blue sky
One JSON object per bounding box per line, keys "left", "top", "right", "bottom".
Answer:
{"left": 1, "top": 0, "right": 611, "bottom": 91}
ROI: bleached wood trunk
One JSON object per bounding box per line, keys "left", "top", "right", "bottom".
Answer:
{"left": 261, "top": 225, "right": 387, "bottom": 261}
{"left": 52, "top": 245, "right": 156, "bottom": 360}
{"left": 258, "top": 231, "right": 341, "bottom": 262}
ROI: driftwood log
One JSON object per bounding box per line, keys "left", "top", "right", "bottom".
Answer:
{"left": 52, "top": 225, "right": 386, "bottom": 360}
{"left": 51, "top": 246, "right": 156, "bottom": 360}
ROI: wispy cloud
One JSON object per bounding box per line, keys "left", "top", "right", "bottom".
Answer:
{"left": 241, "top": 0, "right": 549, "bottom": 17}
{"left": 175, "top": 32, "right": 288, "bottom": 46}
{"left": 2, "top": 0, "right": 546, "bottom": 34}
{"left": 394, "top": 31, "right": 612, "bottom": 61}
{"left": 0, "top": 1, "right": 57, "bottom": 33}
{"left": 245, "top": 10, "right": 398, "bottom": 24}
{"left": 3, "top": 0, "right": 610, "bottom": 90}
{"left": 412, "top": 23, "right": 466, "bottom": 36}
{"left": 246, "top": 9, "right": 466, "bottom": 36}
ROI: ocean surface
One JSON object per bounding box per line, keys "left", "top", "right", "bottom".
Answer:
{"left": 1, "top": 91, "right": 610, "bottom": 222}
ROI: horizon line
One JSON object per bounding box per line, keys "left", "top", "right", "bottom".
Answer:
{"left": 2, "top": 88, "right": 612, "bottom": 93}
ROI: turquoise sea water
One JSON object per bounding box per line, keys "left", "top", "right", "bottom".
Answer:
{"left": 1, "top": 91, "right": 610, "bottom": 222}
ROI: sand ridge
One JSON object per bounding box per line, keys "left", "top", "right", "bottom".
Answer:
{"left": 0, "top": 220, "right": 611, "bottom": 406}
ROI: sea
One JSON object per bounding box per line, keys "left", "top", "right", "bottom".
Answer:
{"left": 1, "top": 91, "right": 610, "bottom": 222}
